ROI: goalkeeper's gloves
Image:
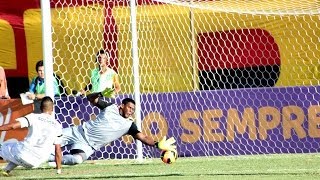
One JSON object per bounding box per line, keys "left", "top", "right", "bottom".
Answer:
{"left": 101, "top": 87, "right": 115, "bottom": 98}
{"left": 155, "top": 136, "right": 176, "bottom": 151}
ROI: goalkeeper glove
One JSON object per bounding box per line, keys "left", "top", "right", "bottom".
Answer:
{"left": 101, "top": 87, "right": 115, "bottom": 98}
{"left": 155, "top": 136, "right": 176, "bottom": 151}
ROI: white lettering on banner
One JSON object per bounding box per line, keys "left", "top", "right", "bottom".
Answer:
{"left": 0, "top": 108, "right": 12, "bottom": 142}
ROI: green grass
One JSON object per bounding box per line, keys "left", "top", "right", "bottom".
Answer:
{"left": 1, "top": 153, "right": 320, "bottom": 179}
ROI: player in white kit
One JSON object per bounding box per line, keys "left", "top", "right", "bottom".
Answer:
{"left": 0, "top": 96, "right": 63, "bottom": 176}
{"left": 50, "top": 91, "right": 176, "bottom": 165}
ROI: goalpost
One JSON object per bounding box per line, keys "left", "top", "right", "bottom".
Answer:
{"left": 44, "top": 0, "right": 320, "bottom": 160}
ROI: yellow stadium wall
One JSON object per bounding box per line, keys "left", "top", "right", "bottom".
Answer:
{"left": 113, "top": 5, "right": 195, "bottom": 93}
{"left": 0, "top": 3, "right": 319, "bottom": 96}
{"left": 23, "top": 5, "right": 105, "bottom": 94}
{"left": 113, "top": 5, "right": 320, "bottom": 93}
{"left": 0, "top": 20, "right": 16, "bottom": 70}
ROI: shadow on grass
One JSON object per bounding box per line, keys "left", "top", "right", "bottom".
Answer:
{"left": 17, "top": 171, "right": 320, "bottom": 179}
{"left": 21, "top": 173, "right": 184, "bottom": 179}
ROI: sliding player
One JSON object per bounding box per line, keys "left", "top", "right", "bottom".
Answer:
{"left": 0, "top": 97, "right": 63, "bottom": 176}
{"left": 49, "top": 90, "right": 176, "bottom": 165}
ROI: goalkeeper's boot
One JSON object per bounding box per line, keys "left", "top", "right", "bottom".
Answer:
{"left": 0, "top": 170, "right": 10, "bottom": 177}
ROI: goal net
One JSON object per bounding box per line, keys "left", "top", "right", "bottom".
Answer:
{"left": 49, "top": 0, "right": 320, "bottom": 160}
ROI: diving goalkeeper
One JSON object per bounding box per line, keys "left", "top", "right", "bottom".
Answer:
{"left": 49, "top": 89, "right": 176, "bottom": 165}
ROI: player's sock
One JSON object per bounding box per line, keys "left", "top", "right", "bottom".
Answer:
{"left": 0, "top": 170, "right": 9, "bottom": 177}
{"left": 0, "top": 143, "right": 3, "bottom": 160}
{"left": 62, "top": 154, "right": 84, "bottom": 165}
{"left": 3, "top": 162, "right": 18, "bottom": 174}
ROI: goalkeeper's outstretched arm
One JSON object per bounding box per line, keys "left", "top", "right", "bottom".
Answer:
{"left": 87, "top": 92, "right": 101, "bottom": 104}
{"left": 87, "top": 92, "right": 113, "bottom": 110}
{"left": 133, "top": 132, "right": 176, "bottom": 151}
{"left": 133, "top": 132, "right": 157, "bottom": 146}
{"left": 129, "top": 123, "right": 176, "bottom": 151}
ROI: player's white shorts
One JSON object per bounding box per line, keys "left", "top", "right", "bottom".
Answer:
{"left": 60, "top": 126, "right": 95, "bottom": 159}
{"left": 0, "top": 141, "right": 43, "bottom": 168}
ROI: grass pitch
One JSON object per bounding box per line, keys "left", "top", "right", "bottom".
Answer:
{"left": 1, "top": 153, "right": 320, "bottom": 179}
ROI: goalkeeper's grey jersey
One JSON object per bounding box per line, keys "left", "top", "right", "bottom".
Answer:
{"left": 82, "top": 104, "right": 133, "bottom": 150}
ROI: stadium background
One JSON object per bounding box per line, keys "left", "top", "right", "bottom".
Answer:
{"left": 0, "top": 0, "right": 319, "bottom": 98}
{"left": 0, "top": 0, "right": 320, "bottom": 160}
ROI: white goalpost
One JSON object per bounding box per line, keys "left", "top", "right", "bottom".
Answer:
{"left": 43, "top": 0, "right": 320, "bottom": 160}
{"left": 41, "top": 0, "right": 54, "bottom": 99}
{"left": 129, "top": 0, "right": 143, "bottom": 161}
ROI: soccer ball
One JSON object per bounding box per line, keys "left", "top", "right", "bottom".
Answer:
{"left": 160, "top": 150, "right": 177, "bottom": 164}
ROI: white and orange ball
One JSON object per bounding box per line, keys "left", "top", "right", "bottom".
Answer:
{"left": 160, "top": 150, "right": 178, "bottom": 164}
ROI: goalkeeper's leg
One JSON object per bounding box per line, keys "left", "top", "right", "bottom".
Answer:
{"left": 62, "top": 154, "right": 85, "bottom": 165}
{"left": 49, "top": 151, "right": 86, "bottom": 166}
{"left": 62, "top": 148, "right": 90, "bottom": 165}
{"left": 2, "top": 162, "right": 18, "bottom": 176}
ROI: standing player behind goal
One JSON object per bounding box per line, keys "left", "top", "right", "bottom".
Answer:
{"left": 79, "top": 49, "right": 121, "bottom": 97}
{"left": 0, "top": 96, "right": 63, "bottom": 176}
{"left": 49, "top": 90, "right": 176, "bottom": 165}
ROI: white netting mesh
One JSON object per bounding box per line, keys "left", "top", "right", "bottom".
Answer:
{"left": 51, "top": 0, "right": 320, "bottom": 160}
{"left": 154, "top": 0, "right": 320, "bottom": 15}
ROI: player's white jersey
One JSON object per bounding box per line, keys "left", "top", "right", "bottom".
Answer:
{"left": 16, "top": 113, "right": 62, "bottom": 164}
{"left": 82, "top": 104, "right": 133, "bottom": 150}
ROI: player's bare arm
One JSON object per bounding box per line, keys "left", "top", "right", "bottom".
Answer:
{"left": 133, "top": 132, "right": 157, "bottom": 146}
{"left": 54, "top": 144, "right": 62, "bottom": 174}
{"left": 128, "top": 123, "right": 157, "bottom": 146}
{"left": 133, "top": 132, "right": 176, "bottom": 151}
{"left": 128, "top": 123, "right": 176, "bottom": 151}
{"left": 0, "top": 121, "right": 22, "bottom": 131}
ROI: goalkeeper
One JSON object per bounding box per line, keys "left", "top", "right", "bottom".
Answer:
{"left": 49, "top": 89, "right": 177, "bottom": 165}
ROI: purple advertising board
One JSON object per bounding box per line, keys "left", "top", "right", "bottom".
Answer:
{"left": 55, "top": 86, "right": 320, "bottom": 159}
